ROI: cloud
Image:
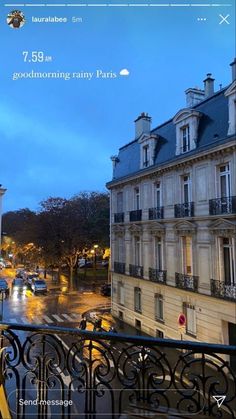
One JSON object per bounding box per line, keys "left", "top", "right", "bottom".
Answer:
{"left": 119, "top": 69, "right": 130, "bottom": 76}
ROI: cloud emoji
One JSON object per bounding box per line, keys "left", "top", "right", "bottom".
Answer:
{"left": 119, "top": 69, "right": 130, "bottom": 76}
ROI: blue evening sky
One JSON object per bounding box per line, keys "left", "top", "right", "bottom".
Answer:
{"left": 0, "top": 1, "right": 234, "bottom": 211}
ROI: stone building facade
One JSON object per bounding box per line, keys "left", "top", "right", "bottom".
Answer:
{"left": 107, "top": 60, "right": 236, "bottom": 354}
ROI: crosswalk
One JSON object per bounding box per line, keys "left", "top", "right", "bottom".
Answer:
{"left": 6, "top": 312, "right": 82, "bottom": 326}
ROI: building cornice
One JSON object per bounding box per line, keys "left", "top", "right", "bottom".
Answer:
{"left": 107, "top": 137, "right": 236, "bottom": 189}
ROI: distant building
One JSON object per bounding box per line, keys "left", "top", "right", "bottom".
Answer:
{"left": 0, "top": 186, "right": 6, "bottom": 252}
{"left": 107, "top": 60, "right": 236, "bottom": 353}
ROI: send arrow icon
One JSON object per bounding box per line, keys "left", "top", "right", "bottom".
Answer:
{"left": 212, "top": 395, "right": 226, "bottom": 408}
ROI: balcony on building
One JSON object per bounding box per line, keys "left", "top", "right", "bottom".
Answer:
{"left": 175, "top": 272, "right": 199, "bottom": 292}
{"left": 209, "top": 196, "right": 236, "bottom": 215}
{"left": 149, "top": 206, "right": 164, "bottom": 220}
{"left": 174, "top": 202, "right": 194, "bottom": 218}
{"left": 114, "top": 261, "right": 126, "bottom": 274}
{"left": 149, "top": 268, "right": 167, "bottom": 284}
{"left": 129, "top": 264, "right": 143, "bottom": 278}
{"left": 1, "top": 322, "right": 235, "bottom": 418}
{"left": 129, "top": 209, "right": 142, "bottom": 222}
{"left": 211, "top": 278, "right": 236, "bottom": 301}
{"left": 114, "top": 212, "right": 124, "bottom": 223}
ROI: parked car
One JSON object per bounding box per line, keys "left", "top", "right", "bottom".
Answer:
{"left": 100, "top": 283, "right": 111, "bottom": 297}
{"left": 12, "top": 278, "right": 27, "bottom": 292}
{"left": 31, "top": 279, "right": 47, "bottom": 294}
{"left": 25, "top": 272, "right": 39, "bottom": 286}
{"left": 5, "top": 261, "right": 12, "bottom": 268}
{"left": 0, "top": 279, "right": 10, "bottom": 296}
{"left": 0, "top": 261, "right": 6, "bottom": 270}
{"left": 101, "top": 260, "right": 109, "bottom": 268}
{"left": 78, "top": 260, "right": 93, "bottom": 268}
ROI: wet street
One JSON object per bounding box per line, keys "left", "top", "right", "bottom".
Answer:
{"left": 0, "top": 268, "right": 111, "bottom": 330}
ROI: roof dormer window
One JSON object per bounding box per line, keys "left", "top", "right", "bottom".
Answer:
{"left": 173, "top": 109, "right": 201, "bottom": 156}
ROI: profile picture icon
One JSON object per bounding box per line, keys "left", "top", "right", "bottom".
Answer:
{"left": 7, "top": 10, "right": 26, "bottom": 29}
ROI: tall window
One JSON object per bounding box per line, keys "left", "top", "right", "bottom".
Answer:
{"left": 134, "top": 287, "right": 142, "bottom": 312}
{"left": 182, "top": 175, "right": 191, "bottom": 203}
{"left": 155, "top": 294, "right": 164, "bottom": 321}
{"left": 219, "top": 164, "right": 231, "bottom": 198}
{"left": 156, "top": 182, "right": 161, "bottom": 207}
{"left": 117, "top": 237, "right": 124, "bottom": 263}
{"left": 134, "top": 236, "right": 141, "bottom": 266}
{"left": 154, "top": 237, "right": 162, "bottom": 270}
{"left": 184, "top": 303, "right": 197, "bottom": 336}
{"left": 134, "top": 187, "right": 140, "bottom": 210}
{"left": 182, "top": 236, "right": 192, "bottom": 275}
{"left": 118, "top": 282, "right": 125, "bottom": 305}
{"left": 219, "top": 237, "right": 235, "bottom": 285}
{"left": 143, "top": 145, "right": 149, "bottom": 167}
{"left": 117, "top": 191, "right": 123, "bottom": 212}
{"left": 181, "top": 126, "right": 190, "bottom": 153}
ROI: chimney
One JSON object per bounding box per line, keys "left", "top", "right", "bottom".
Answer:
{"left": 204, "top": 73, "right": 215, "bottom": 97}
{"left": 185, "top": 87, "right": 205, "bottom": 107}
{"left": 134, "top": 112, "right": 151, "bottom": 139}
{"left": 230, "top": 58, "right": 236, "bottom": 81}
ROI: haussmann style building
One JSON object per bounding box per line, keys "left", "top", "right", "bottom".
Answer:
{"left": 106, "top": 60, "right": 236, "bottom": 358}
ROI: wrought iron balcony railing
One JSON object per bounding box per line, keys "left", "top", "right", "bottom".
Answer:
{"left": 175, "top": 272, "right": 199, "bottom": 292}
{"left": 114, "top": 212, "right": 124, "bottom": 223}
{"left": 114, "top": 261, "right": 126, "bottom": 274}
{"left": 174, "top": 202, "right": 194, "bottom": 218}
{"left": 211, "top": 278, "right": 236, "bottom": 301}
{"left": 149, "top": 206, "right": 164, "bottom": 220}
{"left": 0, "top": 322, "right": 236, "bottom": 418}
{"left": 129, "top": 264, "right": 143, "bottom": 278}
{"left": 209, "top": 196, "right": 236, "bottom": 215}
{"left": 129, "top": 209, "right": 142, "bottom": 222}
{"left": 149, "top": 268, "right": 167, "bottom": 284}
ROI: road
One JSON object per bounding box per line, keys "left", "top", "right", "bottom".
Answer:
{"left": 0, "top": 268, "right": 111, "bottom": 329}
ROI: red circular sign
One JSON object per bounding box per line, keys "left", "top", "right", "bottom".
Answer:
{"left": 178, "top": 313, "right": 186, "bottom": 326}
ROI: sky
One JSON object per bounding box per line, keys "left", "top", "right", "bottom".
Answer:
{"left": 0, "top": 0, "right": 235, "bottom": 212}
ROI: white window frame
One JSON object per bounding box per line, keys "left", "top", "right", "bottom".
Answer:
{"left": 218, "top": 163, "right": 231, "bottom": 198}
{"left": 155, "top": 182, "right": 162, "bottom": 207}
{"left": 143, "top": 145, "right": 150, "bottom": 168}
{"left": 154, "top": 236, "right": 163, "bottom": 271}
{"left": 134, "top": 287, "right": 142, "bottom": 312}
{"left": 134, "top": 187, "right": 140, "bottom": 210}
{"left": 182, "top": 236, "right": 193, "bottom": 275}
{"left": 186, "top": 304, "right": 197, "bottom": 336}
{"left": 155, "top": 294, "right": 164, "bottom": 321}
{"left": 218, "top": 237, "right": 235, "bottom": 286}
{"left": 134, "top": 236, "right": 141, "bottom": 266}
{"left": 119, "top": 282, "right": 125, "bottom": 306}
{"left": 181, "top": 125, "right": 190, "bottom": 153}
{"left": 117, "top": 191, "right": 123, "bottom": 213}
{"left": 182, "top": 174, "right": 191, "bottom": 203}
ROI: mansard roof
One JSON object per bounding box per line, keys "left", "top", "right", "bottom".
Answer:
{"left": 111, "top": 86, "right": 232, "bottom": 182}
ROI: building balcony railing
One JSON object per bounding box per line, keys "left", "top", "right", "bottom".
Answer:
{"left": 114, "top": 261, "right": 126, "bottom": 274}
{"left": 149, "top": 206, "right": 164, "bottom": 220}
{"left": 129, "top": 264, "right": 143, "bottom": 278}
{"left": 114, "top": 212, "right": 124, "bottom": 223}
{"left": 211, "top": 278, "right": 236, "bottom": 301}
{"left": 209, "top": 196, "right": 236, "bottom": 215}
{"left": 174, "top": 202, "right": 194, "bottom": 218}
{"left": 0, "top": 322, "right": 236, "bottom": 418}
{"left": 149, "top": 268, "right": 167, "bottom": 284}
{"left": 129, "top": 209, "right": 142, "bottom": 222}
{"left": 175, "top": 272, "right": 199, "bottom": 292}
